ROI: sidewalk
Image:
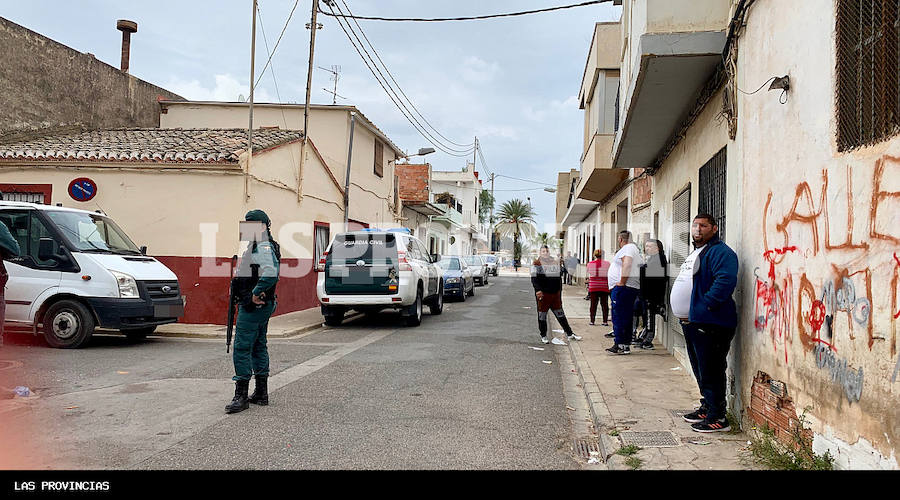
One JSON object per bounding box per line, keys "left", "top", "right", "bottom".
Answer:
{"left": 154, "top": 307, "right": 361, "bottom": 339}
{"left": 558, "top": 284, "right": 753, "bottom": 470}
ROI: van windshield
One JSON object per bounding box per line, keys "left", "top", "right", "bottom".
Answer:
{"left": 44, "top": 211, "right": 142, "bottom": 254}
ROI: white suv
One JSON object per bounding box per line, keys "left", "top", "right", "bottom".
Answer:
{"left": 316, "top": 229, "right": 443, "bottom": 327}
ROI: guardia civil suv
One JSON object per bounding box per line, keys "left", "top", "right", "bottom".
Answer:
{"left": 316, "top": 229, "right": 443, "bottom": 327}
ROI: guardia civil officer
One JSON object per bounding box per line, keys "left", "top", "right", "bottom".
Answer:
{"left": 226, "top": 209, "right": 280, "bottom": 414}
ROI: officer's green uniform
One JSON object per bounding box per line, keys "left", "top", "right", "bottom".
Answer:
{"left": 226, "top": 209, "right": 279, "bottom": 414}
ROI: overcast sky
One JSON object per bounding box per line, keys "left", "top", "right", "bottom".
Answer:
{"left": 2, "top": 0, "right": 622, "bottom": 232}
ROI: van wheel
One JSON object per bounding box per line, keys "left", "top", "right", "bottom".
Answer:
{"left": 428, "top": 283, "right": 444, "bottom": 315}
{"left": 43, "top": 300, "right": 94, "bottom": 349}
{"left": 123, "top": 326, "right": 156, "bottom": 342}
{"left": 405, "top": 288, "right": 423, "bottom": 327}
{"left": 323, "top": 306, "right": 344, "bottom": 326}
{"left": 467, "top": 283, "right": 475, "bottom": 297}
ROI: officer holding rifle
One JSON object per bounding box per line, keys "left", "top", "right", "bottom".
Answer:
{"left": 225, "top": 210, "right": 280, "bottom": 414}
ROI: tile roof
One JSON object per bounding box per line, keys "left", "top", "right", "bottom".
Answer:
{"left": 0, "top": 128, "right": 303, "bottom": 163}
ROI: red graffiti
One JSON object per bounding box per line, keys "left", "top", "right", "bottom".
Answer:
{"left": 763, "top": 246, "right": 798, "bottom": 281}
{"left": 809, "top": 299, "right": 826, "bottom": 335}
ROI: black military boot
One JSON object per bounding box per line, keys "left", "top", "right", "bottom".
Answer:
{"left": 248, "top": 376, "right": 269, "bottom": 406}
{"left": 225, "top": 379, "right": 250, "bottom": 414}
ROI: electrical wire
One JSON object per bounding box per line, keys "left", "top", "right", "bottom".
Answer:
{"left": 495, "top": 174, "right": 556, "bottom": 186}
{"left": 319, "top": 0, "right": 609, "bottom": 22}
{"left": 736, "top": 76, "right": 776, "bottom": 95}
{"left": 250, "top": 0, "right": 302, "bottom": 97}
{"left": 339, "top": 0, "right": 475, "bottom": 149}
{"left": 327, "top": 1, "right": 474, "bottom": 157}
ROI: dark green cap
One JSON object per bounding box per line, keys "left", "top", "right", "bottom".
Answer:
{"left": 245, "top": 209, "right": 271, "bottom": 227}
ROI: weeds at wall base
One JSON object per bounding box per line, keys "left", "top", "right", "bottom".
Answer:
{"left": 746, "top": 410, "right": 834, "bottom": 470}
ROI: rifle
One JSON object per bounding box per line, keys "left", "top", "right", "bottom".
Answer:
{"left": 226, "top": 254, "right": 238, "bottom": 353}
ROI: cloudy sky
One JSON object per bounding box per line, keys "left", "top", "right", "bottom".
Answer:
{"left": 2, "top": 0, "right": 622, "bottom": 231}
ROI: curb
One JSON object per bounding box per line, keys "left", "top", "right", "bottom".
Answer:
{"left": 567, "top": 339, "right": 619, "bottom": 465}
{"left": 151, "top": 313, "right": 364, "bottom": 340}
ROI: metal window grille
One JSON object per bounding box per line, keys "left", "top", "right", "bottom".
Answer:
{"left": 697, "top": 147, "right": 727, "bottom": 241}
{"left": 614, "top": 83, "right": 620, "bottom": 132}
{"left": 836, "top": 0, "right": 900, "bottom": 151}
{"left": 314, "top": 224, "right": 330, "bottom": 265}
{"left": 374, "top": 140, "right": 384, "bottom": 177}
{"left": 671, "top": 187, "right": 691, "bottom": 269}
{"left": 1, "top": 192, "right": 44, "bottom": 203}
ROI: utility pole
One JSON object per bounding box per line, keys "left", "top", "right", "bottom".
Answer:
{"left": 298, "top": 0, "right": 321, "bottom": 202}
{"left": 245, "top": 0, "right": 258, "bottom": 201}
{"left": 472, "top": 136, "right": 478, "bottom": 170}
{"left": 490, "top": 172, "right": 496, "bottom": 252}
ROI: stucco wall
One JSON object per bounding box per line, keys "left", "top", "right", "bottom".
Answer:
{"left": 0, "top": 17, "right": 182, "bottom": 142}
{"left": 736, "top": 0, "right": 899, "bottom": 468}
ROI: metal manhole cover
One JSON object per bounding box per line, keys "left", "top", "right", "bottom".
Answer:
{"left": 573, "top": 438, "right": 602, "bottom": 459}
{"left": 0, "top": 360, "right": 22, "bottom": 371}
{"left": 620, "top": 431, "right": 680, "bottom": 448}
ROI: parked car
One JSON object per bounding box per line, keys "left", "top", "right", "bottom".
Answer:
{"left": 481, "top": 254, "right": 498, "bottom": 276}
{"left": 463, "top": 255, "right": 489, "bottom": 285}
{"left": 438, "top": 256, "right": 474, "bottom": 300}
{"left": 0, "top": 201, "right": 185, "bottom": 348}
{"left": 316, "top": 229, "right": 443, "bottom": 327}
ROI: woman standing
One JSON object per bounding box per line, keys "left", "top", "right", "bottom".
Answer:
{"left": 586, "top": 249, "right": 611, "bottom": 327}
{"left": 636, "top": 239, "right": 669, "bottom": 349}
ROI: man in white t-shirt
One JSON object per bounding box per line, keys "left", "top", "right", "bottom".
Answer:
{"left": 606, "top": 230, "right": 643, "bottom": 354}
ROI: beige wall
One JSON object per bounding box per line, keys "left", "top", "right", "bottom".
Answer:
{"left": 161, "top": 103, "right": 400, "bottom": 228}
{"left": 735, "top": 0, "right": 900, "bottom": 469}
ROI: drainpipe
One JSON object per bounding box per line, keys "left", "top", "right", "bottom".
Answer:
{"left": 342, "top": 112, "right": 356, "bottom": 228}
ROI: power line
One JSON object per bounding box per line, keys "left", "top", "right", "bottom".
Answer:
{"left": 318, "top": 0, "right": 609, "bottom": 22}
{"left": 495, "top": 174, "right": 556, "bottom": 186}
{"left": 250, "top": 0, "right": 302, "bottom": 97}
{"left": 337, "top": 0, "right": 475, "bottom": 149}
{"left": 326, "top": 1, "right": 474, "bottom": 157}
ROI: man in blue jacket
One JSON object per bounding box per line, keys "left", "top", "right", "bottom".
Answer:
{"left": 669, "top": 214, "right": 738, "bottom": 432}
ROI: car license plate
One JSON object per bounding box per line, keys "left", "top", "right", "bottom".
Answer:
{"left": 154, "top": 304, "right": 184, "bottom": 318}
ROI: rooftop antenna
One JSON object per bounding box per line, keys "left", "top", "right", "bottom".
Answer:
{"left": 318, "top": 65, "right": 343, "bottom": 104}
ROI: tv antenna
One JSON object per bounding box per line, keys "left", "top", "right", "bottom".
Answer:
{"left": 318, "top": 65, "right": 344, "bottom": 104}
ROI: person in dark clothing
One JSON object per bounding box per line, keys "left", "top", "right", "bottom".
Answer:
{"left": 531, "top": 245, "right": 581, "bottom": 345}
{"left": 0, "top": 219, "right": 21, "bottom": 346}
{"left": 634, "top": 239, "right": 668, "bottom": 349}
{"left": 670, "top": 214, "right": 738, "bottom": 433}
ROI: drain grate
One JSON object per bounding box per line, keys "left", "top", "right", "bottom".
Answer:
{"left": 573, "top": 438, "right": 602, "bottom": 460}
{"left": 620, "top": 431, "right": 680, "bottom": 448}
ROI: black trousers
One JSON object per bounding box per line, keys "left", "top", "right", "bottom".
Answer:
{"left": 589, "top": 291, "right": 609, "bottom": 323}
{"left": 682, "top": 322, "right": 736, "bottom": 421}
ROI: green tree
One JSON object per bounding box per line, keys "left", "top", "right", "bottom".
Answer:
{"left": 495, "top": 199, "right": 536, "bottom": 270}
{"left": 478, "top": 190, "right": 495, "bottom": 225}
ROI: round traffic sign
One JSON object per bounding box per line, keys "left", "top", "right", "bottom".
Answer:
{"left": 68, "top": 178, "right": 97, "bottom": 202}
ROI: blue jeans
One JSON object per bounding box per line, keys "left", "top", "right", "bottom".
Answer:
{"left": 682, "top": 322, "right": 736, "bottom": 421}
{"left": 610, "top": 286, "right": 639, "bottom": 345}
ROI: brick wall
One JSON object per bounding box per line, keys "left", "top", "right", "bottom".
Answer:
{"left": 0, "top": 16, "right": 182, "bottom": 142}
{"left": 396, "top": 163, "right": 430, "bottom": 203}
{"left": 632, "top": 168, "right": 651, "bottom": 206}
{"left": 747, "top": 371, "right": 813, "bottom": 446}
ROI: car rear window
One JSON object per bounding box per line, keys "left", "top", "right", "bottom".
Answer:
{"left": 439, "top": 257, "right": 461, "bottom": 270}
{"left": 328, "top": 233, "right": 397, "bottom": 264}
{"left": 464, "top": 256, "right": 482, "bottom": 265}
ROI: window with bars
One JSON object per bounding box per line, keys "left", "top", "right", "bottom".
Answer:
{"left": 671, "top": 186, "right": 692, "bottom": 269}
{"left": 314, "top": 222, "right": 330, "bottom": 266}
{"left": 836, "top": 0, "right": 900, "bottom": 151}
{"left": 698, "top": 147, "right": 727, "bottom": 241}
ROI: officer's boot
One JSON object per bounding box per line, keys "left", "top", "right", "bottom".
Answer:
{"left": 225, "top": 379, "right": 250, "bottom": 414}
{"left": 248, "top": 375, "right": 269, "bottom": 406}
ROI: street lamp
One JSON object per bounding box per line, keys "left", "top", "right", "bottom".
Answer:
{"left": 395, "top": 147, "right": 436, "bottom": 164}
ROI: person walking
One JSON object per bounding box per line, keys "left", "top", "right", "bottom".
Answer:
{"left": 635, "top": 239, "right": 668, "bottom": 349}
{"left": 560, "top": 251, "right": 570, "bottom": 286}
{"left": 566, "top": 253, "right": 580, "bottom": 286}
{"left": 586, "top": 249, "right": 611, "bottom": 327}
{"left": 226, "top": 209, "right": 281, "bottom": 414}
{"left": 606, "top": 231, "right": 643, "bottom": 354}
{"left": 0, "top": 219, "right": 20, "bottom": 346}
{"left": 531, "top": 245, "right": 581, "bottom": 345}
{"left": 670, "top": 214, "right": 738, "bottom": 433}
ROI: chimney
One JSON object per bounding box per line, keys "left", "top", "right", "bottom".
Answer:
{"left": 116, "top": 19, "right": 138, "bottom": 73}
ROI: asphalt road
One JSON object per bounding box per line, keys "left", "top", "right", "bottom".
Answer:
{"left": 0, "top": 276, "right": 583, "bottom": 470}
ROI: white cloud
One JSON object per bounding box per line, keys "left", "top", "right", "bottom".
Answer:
{"left": 164, "top": 74, "right": 274, "bottom": 102}
{"left": 459, "top": 56, "right": 500, "bottom": 84}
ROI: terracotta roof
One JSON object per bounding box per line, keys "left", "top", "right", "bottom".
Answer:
{"left": 0, "top": 128, "right": 303, "bottom": 163}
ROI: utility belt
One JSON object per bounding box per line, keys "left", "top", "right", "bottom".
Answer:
{"left": 231, "top": 276, "right": 277, "bottom": 312}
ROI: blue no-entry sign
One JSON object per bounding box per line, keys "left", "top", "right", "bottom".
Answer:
{"left": 68, "top": 178, "right": 97, "bottom": 202}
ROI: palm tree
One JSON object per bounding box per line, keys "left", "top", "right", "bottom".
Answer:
{"left": 495, "top": 199, "right": 537, "bottom": 271}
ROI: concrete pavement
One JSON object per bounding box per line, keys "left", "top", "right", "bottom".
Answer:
{"left": 555, "top": 283, "right": 754, "bottom": 470}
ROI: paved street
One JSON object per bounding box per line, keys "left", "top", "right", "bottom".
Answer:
{"left": 0, "top": 276, "right": 589, "bottom": 470}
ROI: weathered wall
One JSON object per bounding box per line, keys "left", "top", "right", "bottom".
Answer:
{"left": 0, "top": 17, "right": 182, "bottom": 141}
{"left": 737, "top": 0, "right": 899, "bottom": 468}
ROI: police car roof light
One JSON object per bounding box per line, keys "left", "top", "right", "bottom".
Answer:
{"left": 386, "top": 228, "right": 411, "bottom": 234}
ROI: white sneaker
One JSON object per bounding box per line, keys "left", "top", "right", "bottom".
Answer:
{"left": 550, "top": 337, "right": 567, "bottom": 345}
{"left": 567, "top": 334, "right": 582, "bottom": 341}
{"left": 541, "top": 336, "right": 550, "bottom": 344}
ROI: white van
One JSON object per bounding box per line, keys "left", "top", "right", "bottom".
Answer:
{"left": 0, "top": 201, "right": 184, "bottom": 348}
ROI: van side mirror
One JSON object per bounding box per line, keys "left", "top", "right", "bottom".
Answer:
{"left": 140, "top": 246, "right": 147, "bottom": 255}
{"left": 38, "top": 238, "right": 56, "bottom": 260}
